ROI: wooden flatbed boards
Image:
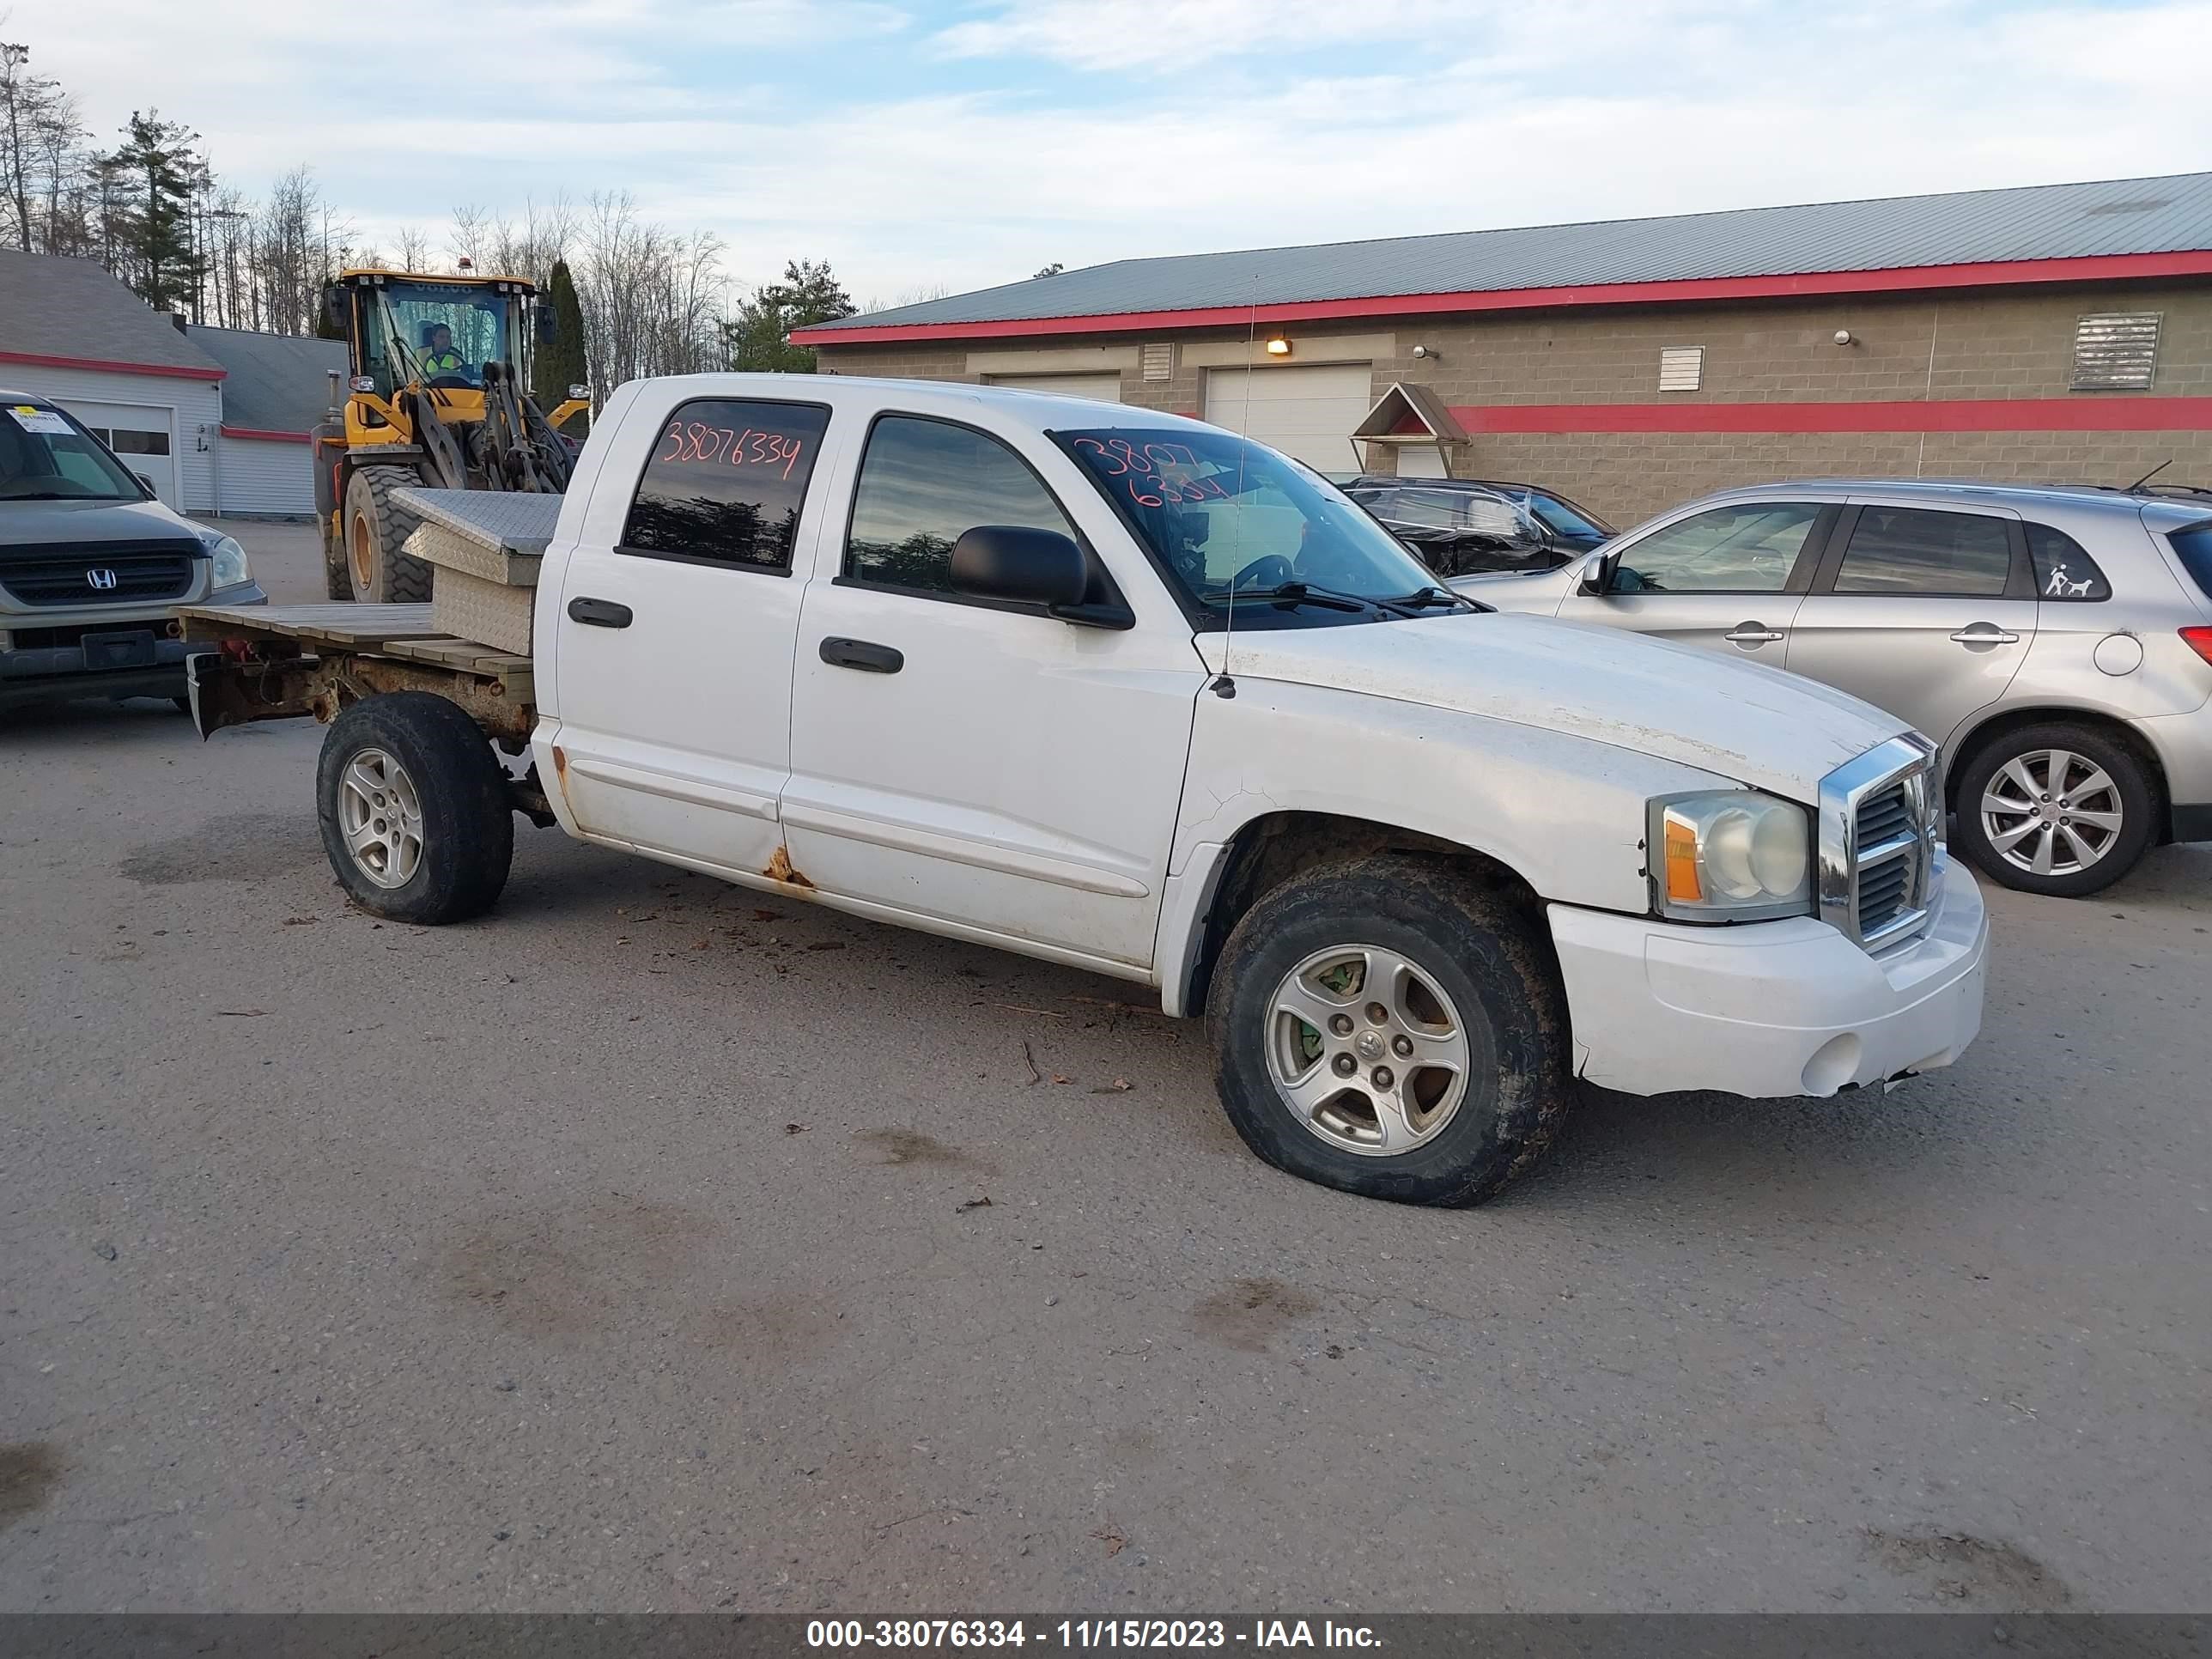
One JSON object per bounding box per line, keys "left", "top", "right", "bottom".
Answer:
{"left": 174, "top": 602, "right": 535, "bottom": 702}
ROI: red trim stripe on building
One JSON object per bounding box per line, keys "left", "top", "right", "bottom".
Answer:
{"left": 1443, "top": 397, "right": 2212, "bottom": 434}
{"left": 220, "top": 425, "right": 312, "bottom": 443}
{"left": 792, "top": 250, "right": 2212, "bottom": 346}
{"left": 0, "top": 349, "right": 226, "bottom": 382}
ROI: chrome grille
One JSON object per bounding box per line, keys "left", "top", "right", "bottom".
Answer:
{"left": 0, "top": 538, "right": 200, "bottom": 608}
{"left": 1819, "top": 736, "right": 1941, "bottom": 953}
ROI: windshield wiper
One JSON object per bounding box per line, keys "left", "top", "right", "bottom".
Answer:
{"left": 0, "top": 490, "right": 93, "bottom": 501}
{"left": 1233, "top": 580, "right": 1389, "bottom": 615}
{"left": 1388, "top": 585, "right": 1485, "bottom": 613}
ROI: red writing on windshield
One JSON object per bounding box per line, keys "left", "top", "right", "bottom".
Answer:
{"left": 1073, "top": 437, "right": 1231, "bottom": 509}
{"left": 656, "top": 420, "right": 808, "bottom": 481}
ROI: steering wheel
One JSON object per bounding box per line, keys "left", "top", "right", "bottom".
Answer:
{"left": 1231, "top": 553, "right": 1295, "bottom": 592}
{"left": 426, "top": 374, "right": 476, "bottom": 391}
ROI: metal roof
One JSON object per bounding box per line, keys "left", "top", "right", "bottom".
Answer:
{"left": 189, "top": 325, "right": 346, "bottom": 434}
{"left": 0, "top": 246, "right": 227, "bottom": 374}
{"left": 813, "top": 172, "right": 2212, "bottom": 337}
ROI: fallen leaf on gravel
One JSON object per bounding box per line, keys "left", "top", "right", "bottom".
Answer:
{"left": 283, "top": 915, "right": 317, "bottom": 927}
{"left": 694, "top": 939, "right": 712, "bottom": 950}
{"left": 957, "top": 1195, "right": 993, "bottom": 1212}
{"left": 1092, "top": 1526, "right": 1127, "bottom": 1557}
{"left": 216, "top": 1008, "right": 270, "bottom": 1017}
{"left": 752, "top": 908, "right": 781, "bottom": 921}
{"left": 784, "top": 1122, "right": 808, "bottom": 1135}
{"left": 806, "top": 941, "right": 846, "bottom": 951}
{"left": 1052, "top": 1074, "right": 1073, "bottom": 1085}
{"left": 1090, "top": 1078, "right": 1133, "bottom": 1094}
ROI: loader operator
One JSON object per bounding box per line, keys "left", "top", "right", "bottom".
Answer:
{"left": 421, "top": 324, "right": 467, "bottom": 379}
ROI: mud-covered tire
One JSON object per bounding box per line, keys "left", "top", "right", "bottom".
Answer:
{"left": 343, "top": 466, "right": 432, "bottom": 603}
{"left": 321, "top": 516, "right": 351, "bottom": 600}
{"left": 1206, "top": 855, "right": 1572, "bottom": 1206}
{"left": 317, "top": 692, "right": 513, "bottom": 923}
{"left": 1950, "top": 721, "right": 2154, "bottom": 898}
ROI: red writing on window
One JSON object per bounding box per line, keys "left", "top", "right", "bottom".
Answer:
{"left": 656, "top": 420, "right": 809, "bottom": 481}
{"left": 1073, "top": 437, "right": 1231, "bottom": 509}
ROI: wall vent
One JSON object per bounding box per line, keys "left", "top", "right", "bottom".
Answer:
{"left": 1140, "top": 342, "right": 1175, "bottom": 381}
{"left": 2071, "top": 313, "right": 2160, "bottom": 390}
{"left": 1658, "top": 346, "right": 1704, "bottom": 392}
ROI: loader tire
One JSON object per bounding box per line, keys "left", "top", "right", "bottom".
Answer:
{"left": 343, "top": 466, "right": 432, "bottom": 604}
{"left": 321, "top": 515, "right": 352, "bottom": 600}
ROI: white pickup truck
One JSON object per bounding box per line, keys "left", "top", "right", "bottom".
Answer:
{"left": 181, "top": 374, "right": 1989, "bottom": 1206}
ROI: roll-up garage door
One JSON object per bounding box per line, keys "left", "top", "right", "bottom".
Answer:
{"left": 984, "top": 372, "right": 1126, "bottom": 402}
{"left": 1202, "top": 363, "right": 1370, "bottom": 473}
{"left": 63, "top": 400, "right": 179, "bottom": 507}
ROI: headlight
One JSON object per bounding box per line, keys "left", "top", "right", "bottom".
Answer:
{"left": 1650, "top": 791, "right": 1812, "bottom": 921}
{"left": 204, "top": 534, "right": 252, "bottom": 589}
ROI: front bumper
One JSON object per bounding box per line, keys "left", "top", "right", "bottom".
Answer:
{"left": 1547, "top": 854, "right": 1988, "bottom": 1099}
{"left": 0, "top": 583, "right": 263, "bottom": 708}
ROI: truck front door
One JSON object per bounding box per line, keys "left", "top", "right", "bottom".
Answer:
{"left": 781, "top": 412, "right": 1205, "bottom": 970}
{"left": 548, "top": 394, "right": 832, "bottom": 875}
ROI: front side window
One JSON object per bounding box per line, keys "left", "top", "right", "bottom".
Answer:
{"left": 1611, "top": 503, "right": 1820, "bottom": 593}
{"left": 845, "top": 416, "right": 1078, "bottom": 596}
{"left": 621, "top": 398, "right": 829, "bottom": 571}
{"left": 1526, "top": 490, "right": 1613, "bottom": 546}
{"left": 0, "top": 401, "right": 144, "bottom": 501}
{"left": 2026, "top": 522, "right": 2110, "bottom": 601}
{"left": 1833, "top": 507, "right": 2012, "bottom": 596}
{"left": 1060, "top": 427, "right": 1442, "bottom": 626}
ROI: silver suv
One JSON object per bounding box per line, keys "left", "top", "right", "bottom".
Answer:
{"left": 1462, "top": 478, "right": 2212, "bottom": 897}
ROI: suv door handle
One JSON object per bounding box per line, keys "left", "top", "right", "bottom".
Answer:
{"left": 819, "top": 636, "right": 904, "bottom": 674}
{"left": 1949, "top": 624, "right": 2020, "bottom": 647}
{"left": 568, "top": 596, "right": 632, "bottom": 629}
{"left": 1723, "top": 623, "right": 1786, "bottom": 646}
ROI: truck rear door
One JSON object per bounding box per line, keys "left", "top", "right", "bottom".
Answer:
{"left": 547, "top": 392, "right": 834, "bottom": 875}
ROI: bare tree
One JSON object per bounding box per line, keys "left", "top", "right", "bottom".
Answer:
{"left": 396, "top": 223, "right": 434, "bottom": 272}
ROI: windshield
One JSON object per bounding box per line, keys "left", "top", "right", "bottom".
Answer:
{"left": 0, "top": 401, "right": 146, "bottom": 501}
{"left": 1525, "top": 491, "right": 1613, "bottom": 544}
{"left": 362, "top": 281, "right": 516, "bottom": 394}
{"left": 1060, "top": 427, "right": 1447, "bottom": 625}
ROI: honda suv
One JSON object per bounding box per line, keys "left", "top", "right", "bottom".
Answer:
{"left": 1459, "top": 478, "right": 2212, "bottom": 897}
{"left": 3, "top": 391, "right": 264, "bottom": 711}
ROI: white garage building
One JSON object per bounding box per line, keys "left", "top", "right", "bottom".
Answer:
{"left": 0, "top": 247, "right": 337, "bottom": 518}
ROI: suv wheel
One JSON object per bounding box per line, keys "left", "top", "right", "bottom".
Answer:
{"left": 1207, "top": 855, "right": 1572, "bottom": 1206}
{"left": 1952, "top": 722, "right": 2154, "bottom": 897}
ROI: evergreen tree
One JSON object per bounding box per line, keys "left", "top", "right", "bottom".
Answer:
{"left": 532, "top": 258, "right": 590, "bottom": 425}
{"left": 104, "top": 109, "right": 204, "bottom": 310}
{"left": 721, "top": 258, "right": 854, "bottom": 374}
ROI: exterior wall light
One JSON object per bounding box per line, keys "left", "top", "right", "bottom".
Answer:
{"left": 1264, "top": 336, "right": 1292, "bottom": 356}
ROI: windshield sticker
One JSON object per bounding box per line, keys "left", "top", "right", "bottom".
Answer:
{"left": 7, "top": 404, "right": 74, "bottom": 435}
{"left": 654, "top": 419, "right": 809, "bottom": 481}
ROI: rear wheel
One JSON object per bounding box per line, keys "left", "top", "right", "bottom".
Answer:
{"left": 316, "top": 691, "right": 513, "bottom": 923}
{"left": 343, "top": 466, "right": 432, "bottom": 604}
{"left": 1207, "top": 855, "right": 1572, "bottom": 1206}
{"left": 1951, "top": 722, "right": 2154, "bottom": 897}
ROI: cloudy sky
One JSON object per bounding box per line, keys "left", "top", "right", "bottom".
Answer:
{"left": 10, "top": 0, "right": 2212, "bottom": 306}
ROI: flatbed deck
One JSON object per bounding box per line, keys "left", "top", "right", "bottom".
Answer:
{"left": 177, "top": 603, "right": 535, "bottom": 702}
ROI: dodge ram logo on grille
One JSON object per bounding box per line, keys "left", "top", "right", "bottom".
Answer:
{"left": 86, "top": 568, "right": 118, "bottom": 591}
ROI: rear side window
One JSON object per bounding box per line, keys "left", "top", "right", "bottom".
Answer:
{"left": 2025, "top": 522, "right": 2111, "bottom": 601}
{"left": 844, "top": 416, "right": 1078, "bottom": 596}
{"left": 620, "top": 398, "right": 829, "bottom": 571}
{"left": 2170, "top": 522, "right": 2212, "bottom": 603}
{"left": 1832, "top": 507, "right": 2011, "bottom": 596}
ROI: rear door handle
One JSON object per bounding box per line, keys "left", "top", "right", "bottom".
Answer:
{"left": 568, "top": 596, "right": 632, "bottom": 629}
{"left": 1723, "top": 623, "right": 1786, "bottom": 646}
{"left": 819, "top": 636, "right": 903, "bottom": 674}
{"left": 1949, "top": 624, "right": 2020, "bottom": 647}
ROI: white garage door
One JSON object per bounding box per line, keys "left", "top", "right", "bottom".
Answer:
{"left": 1203, "top": 363, "right": 1371, "bottom": 472}
{"left": 63, "top": 399, "right": 179, "bottom": 507}
{"left": 985, "top": 372, "right": 1125, "bottom": 402}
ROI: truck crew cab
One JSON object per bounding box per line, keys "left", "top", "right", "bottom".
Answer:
{"left": 182, "top": 375, "right": 1990, "bottom": 1206}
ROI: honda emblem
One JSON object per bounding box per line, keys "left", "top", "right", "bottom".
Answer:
{"left": 86, "top": 567, "right": 118, "bottom": 591}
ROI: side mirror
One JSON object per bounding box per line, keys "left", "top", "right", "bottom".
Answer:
{"left": 1579, "top": 550, "right": 1620, "bottom": 596}
{"left": 949, "top": 525, "right": 1089, "bottom": 609}
{"left": 535, "top": 305, "right": 557, "bottom": 347}
{"left": 322, "top": 284, "right": 347, "bottom": 331}
{"left": 131, "top": 471, "right": 156, "bottom": 499}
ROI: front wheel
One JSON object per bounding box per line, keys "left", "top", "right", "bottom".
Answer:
{"left": 343, "top": 466, "right": 432, "bottom": 603}
{"left": 316, "top": 692, "right": 514, "bottom": 923}
{"left": 1951, "top": 723, "right": 2154, "bottom": 897}
{"left": 1207, "top": 855, "right": 1572, "bottom": 1206}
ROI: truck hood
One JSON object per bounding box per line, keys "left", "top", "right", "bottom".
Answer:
{"left": 0, "top": 496, "right": 199, "bottom": 546}
{"left": 1195, "top": 611, "right": 1909, "bottom": 801}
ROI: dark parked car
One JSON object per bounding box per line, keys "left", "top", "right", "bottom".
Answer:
{"left": 1342, "top": 477, "right": 1615, "bottom": 576}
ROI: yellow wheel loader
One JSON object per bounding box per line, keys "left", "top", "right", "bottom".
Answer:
{"left": 310, "top": 270, "right": 592, "bottom": 601}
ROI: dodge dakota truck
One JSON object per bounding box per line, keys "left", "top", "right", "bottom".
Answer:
{"left": 179, "top": 374, "right": 1989, "bottom": 1206}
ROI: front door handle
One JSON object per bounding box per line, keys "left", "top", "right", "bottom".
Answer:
{"left": 568, "top": 596, "right": 633, "bottom": 629}
{"left": 1949, "top": 624, "right": 2021, "bottom": 647}
{"left": 1724, "top": 623, "right": 1786, "bottom": 647}
{"left": 819, "top": 636, "right": 903, "bottom": 674}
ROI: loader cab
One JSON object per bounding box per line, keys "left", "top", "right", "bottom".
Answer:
{"left": 331, "top": 271, "right": 537, "bottom": 443}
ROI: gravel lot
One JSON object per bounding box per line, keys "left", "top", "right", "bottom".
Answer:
{"left": 2, "top": 520, "right": 2206, "bottom": 1613}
